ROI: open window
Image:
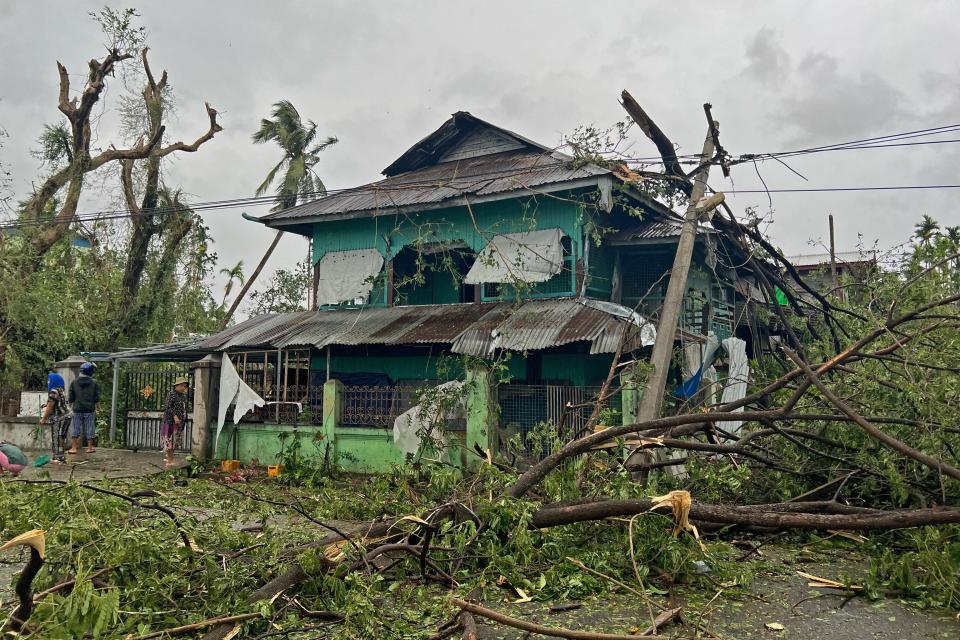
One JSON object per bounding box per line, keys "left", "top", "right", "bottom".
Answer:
{"left": 391, "top": 242, "right": 476, "bottom": 305}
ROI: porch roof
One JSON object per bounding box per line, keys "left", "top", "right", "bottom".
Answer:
{"left": 197, "top": 298, "right": 662, "bottom": 356}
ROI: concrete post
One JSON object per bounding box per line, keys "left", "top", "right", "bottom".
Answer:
{"left": 109, "top": 360, "right": 121, "bottom": 442}
{"left": 189, "top": 354, "right": 219, "bottom": 460}
{"left": 321, "top": 379, "right": 341, "bottom": 461}
{"left": 465, "top": 364, "right": 497, "bottom": 467}
{"left": 53, "top": 355, "right": 87, "bottom": 393}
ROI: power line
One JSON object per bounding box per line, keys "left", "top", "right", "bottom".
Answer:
{"left": 0, "top": 159, "right": 580, "bottom": 230}
{"left": 729, "top": 184, "right": 960, "bottom": 194}
{"left": 614, "top": 122, "right": 960, "bottom": 164}
{"left": 6, "top": 121, "right": 960, "bottom": 231}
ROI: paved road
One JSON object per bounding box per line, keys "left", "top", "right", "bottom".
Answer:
{"left": 13, "top": 447, "right": 187, "bottom": 482}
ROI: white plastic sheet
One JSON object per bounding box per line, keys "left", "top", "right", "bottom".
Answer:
{"left": 578, "top": 299, "right": 657, "bottom": 346}
{"left": 315, "top": 248, "right": 385, "bottom": 306}
{"left": 216, "top": 355, "right": 265, "bottom": 448}
{"left": 719, "top": 337, "right": 749, "bottom": 433}
{"left": 464, "top": 228, "right": 565, "bottom": 284}
{"left": 393, "top": 381, "right": 465, "bottom": 458}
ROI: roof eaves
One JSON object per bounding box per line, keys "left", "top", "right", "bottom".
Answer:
{"left": 260, "top": 175, "right": 610, "bottom": 228}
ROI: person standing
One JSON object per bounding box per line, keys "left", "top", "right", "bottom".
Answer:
{"left": 68, "top": 362, "right": 100, "bottom": 454}
{"left": 39, "top": 372, "right": 70, "bottom": 462}
{"left": 161, "top": 377, "right": 189, "bottom": 466}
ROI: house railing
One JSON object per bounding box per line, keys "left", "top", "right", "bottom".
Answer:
{"left": 497, "top": 384, "right": 622, "bottom": 458}
{"left": 341, "top": 385, "right": 422, "bottom": 428}
{"left": 245, "top": 384, "right": 322, "bottom": 425}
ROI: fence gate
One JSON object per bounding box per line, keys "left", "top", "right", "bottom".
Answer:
{"left": 121, "top": 366, "right": 193, "bottom": 452}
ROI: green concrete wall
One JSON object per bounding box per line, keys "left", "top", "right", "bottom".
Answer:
{"left": 212, "top": 367, "right": 494, "bottom": 473}
{"left": 212, "top": 423, "right": 406, "bottom": 473}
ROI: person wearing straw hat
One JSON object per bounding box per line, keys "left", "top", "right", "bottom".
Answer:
{"left": 161, "top": 376, "right": 190, "bottom": 466}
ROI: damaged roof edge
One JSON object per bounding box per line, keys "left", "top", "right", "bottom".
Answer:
{"left": 258, "top": 176, "right": 611, "bottom": 229}
{"left": 382, "top": 111, "right": 554, "bottom": 177}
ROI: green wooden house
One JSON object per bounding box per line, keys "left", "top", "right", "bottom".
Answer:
{"left": 110, "top": 112, "right": 766, "bottom": 471}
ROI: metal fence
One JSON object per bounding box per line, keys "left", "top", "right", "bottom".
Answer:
{"left": 497, "top": 384, "right": 622, "bottom": 458}
{"left": 123, "top": 367, "right": 193, "bottom": 412}
{"left": 341, "top": 385, "right": 423, "bottom": 428}
{"left": 121, "top": 365, "right": 193, "bottom": 452}
{"left": 125, "top": 414, "right": 193, "bottom": 453}
{"left": 243, "top": 384, "right": 322, "bottom": 425}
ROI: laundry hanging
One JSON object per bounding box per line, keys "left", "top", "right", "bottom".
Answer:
{"left": 676, "top": 333, "right": 721, "bottom": 399}
{"left": 464, "top": 228, "right": 565, "bottom": 284}
{"left": 718, "top": 337, "right": 749, "bottom": 433}
{"left": 314, "top": 248, "right": 385, "bottom": 306}
{"left": 215, "top": 355, "right": 266, "bottom": 448}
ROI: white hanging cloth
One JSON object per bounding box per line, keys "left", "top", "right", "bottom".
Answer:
{"left": 719, "top": 337, "right": 749, "bottom": 433}
{"left": 315, "top": 248, "right": 384, "bottom": 306}
{"left": 393, "top": 381, "right": 465, "bottom": 458}
{"left": 216, "top": 355, "right": 266, "bottom": 448}
{"left": 464, "top": 228, "right": 565, "bottom": 284}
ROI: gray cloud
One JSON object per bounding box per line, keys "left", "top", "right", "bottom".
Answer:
{"left": 2, "top": 0, "right": 959, "bottom": 315}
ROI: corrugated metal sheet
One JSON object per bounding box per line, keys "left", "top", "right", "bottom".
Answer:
{"left": 261, "top": 149, "right": 609, "bottom": 223}
{"left": 196, "top": 298, "right": 658, "bottom": 356}
{"left": 607, "top": 218, "right": 713, "bottom": 243}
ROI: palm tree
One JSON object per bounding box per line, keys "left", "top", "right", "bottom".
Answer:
{"left": 253, "top": 100, "right": 338, "bottom": 209}
{"left": 220, "top": 101, "right": 337, "bottom": 328}
{"left": 914, "top": 214, "right": 940, "bottom": 248}
{"left": 219, "top": 261, "right": 245, "bottom": 306}
{"left": 945, "top": 225, "right": 960, "bottom": 247}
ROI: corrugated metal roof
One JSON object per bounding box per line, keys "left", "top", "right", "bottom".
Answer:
{"left": 787, "top": 251, "right": 877, "bottom": 267}
{"left": 606, "top": 218, "right": 713, "bottom": 243}
{"left": 383, "top": 111, "right": 553, "bottom": 176}
{"left": 260, "top": 149, "right": 609, "bottom": 224}
{"left": 197, "top": 299, "right": 658, "bottom": 356}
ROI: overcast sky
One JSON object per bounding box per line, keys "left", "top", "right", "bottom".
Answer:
{"left": 2, "top": 0, "right": 959, "bottom": 312}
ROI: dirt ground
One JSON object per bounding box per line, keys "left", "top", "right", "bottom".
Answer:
{"left": 1, "top": 448, "right": 958, "bottom": 639}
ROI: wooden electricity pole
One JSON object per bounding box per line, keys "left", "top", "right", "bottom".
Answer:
{"left": 634, "top": 126, "right": 717, "bottom": 423}
{"left": 828, "top": 214, "right": 841, "bottom": 302}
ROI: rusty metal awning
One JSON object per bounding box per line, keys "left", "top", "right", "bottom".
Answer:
{"left": 196, "top": 298, "right": 660, "bottom": 356}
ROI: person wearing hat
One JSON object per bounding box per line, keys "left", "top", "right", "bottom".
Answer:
{"left": 68, "top": 362, "right": 100, "bottom": 454}
{"left": 161, "top": 377, "right": 190, "bottom": 466}
{"left": 39, "top": 372, "right": 70, "bottom": 462}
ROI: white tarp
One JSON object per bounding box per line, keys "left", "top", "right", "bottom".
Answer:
{"left": 578, "top": 298, "right": 657, "bottom": 346}
{"left": 315, "top": 249, "right": 384, "bottom": 306}
{"left": 464, "top": 228, "right": 565, "bottom": 284}
{"left": 216, "top": 355, "right": 266, "bottom": 448}
{"left": 719, "top": 337, "right": 749, "bottom": 433}
{"left": 393, "top": 381, "right": 465, "bottom": 458}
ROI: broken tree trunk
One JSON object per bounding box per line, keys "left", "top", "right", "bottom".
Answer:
{"left": 530, "top": 498, "right": 960, "bottom": 530}
{"left": 219, "top": 230, "right": 284, "bottom": 329}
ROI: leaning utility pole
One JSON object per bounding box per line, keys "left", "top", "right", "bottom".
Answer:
{"left": 634, "top": 121, "right": 717, "bottom": 423}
